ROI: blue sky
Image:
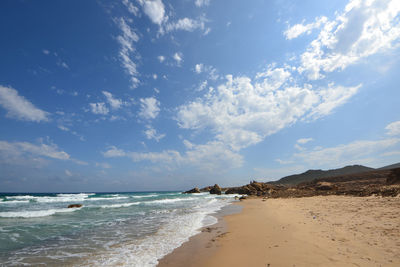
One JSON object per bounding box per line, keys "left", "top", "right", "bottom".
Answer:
{"left": 0, "top": 0, "right": 400, "bottom": 192}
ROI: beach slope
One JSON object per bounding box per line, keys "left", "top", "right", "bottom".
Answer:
{"left": 161, "top": 196, "right": 400, "bottom": 267}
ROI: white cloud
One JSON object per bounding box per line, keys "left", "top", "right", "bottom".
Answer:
{"left": 138, "top": 97, "right": 160, "bottom": 120}
{"left": 58, "top": 125, "right": 85, "bottom": 141}
{"left": 164, "top": 17, "right": 207, "bottom": 33}
{"left": 296, "top": 0, "right": 400, "bottom": 80}
{"left": 144, "top": 125, "right": 165, "bottom": 142}
{"left": 122, "top": 0, "right": 139, "bottom": 16}
{"left": 103, "top": 140, "right": 243, "bottom": 172}
{"left": 195, "top": 63, "right": 203, "bottom": 73}
{"left": 307, "top": 83, "right": 361, "bottom": 119}
{"left": 42, "top": 49, "right": 50, "bottom": 55}
{"left": 157, "top": 55, "right": 165, "bottom": 63}
{"left": 275, "top": 159, "right": 294, "bottom": 165}
{"left": 194, "top": 63, "right": 219, "bottom": 80}
{"left": 102, "top": 91, "right": 123, "bottom": 109}
{"left": 294, "top": 138, "right": 400, "bottom": 167}
{"left": 152, "top": 74, "right": 158, "bottom": 79}
{"left": 284, "top": 16, "right": 327, "bottom": 40}
{"left": 58, "top": 62, "right": 69, "bottom": 69}
{"left": 117, "top": 18, "right": 140, "bottom": 88}
{"left": 176, "top": 71, "right": 360, "bottom": 151}
{"left": 173, "top": 52, "right": 183, "bottom": 66}
{"left": 138, "top": 0, "right": 166, "bottom": 25}
{"left": 385, "top": 120, "right": 400, "bottom": 136}
{"left": 89, "top": 102, "right": 109, "bottom": 115}
{"left": 297, "top": 137, "right": 314, "bottom": 144}
{"left": 0, "top": 140, "right": 70, "bottom": 161}
{"left": 195, "top": 0, "right": 210, "bottom": 7}
{"left": 0, "top": 85, "right": 50, "bottom": 122}
{"left": 294, "top": 138, "right": 314, "bottom": 151}
{"left": 95, "top": 162, "right": 112, "bottom": 169}
{"left": 65, "top": 169, "right": 73, "bottom": 176}
{"left": 102, "top": 146, "right": 126, "bottom": 157}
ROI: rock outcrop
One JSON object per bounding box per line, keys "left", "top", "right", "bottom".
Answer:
{"left": 200, "top": 186, "right": 212, "bottom": 192}
{"left": 387, "top": 168, "right": 400, "bottom": 185}
{"left": 183, "top": 187, "right": 201, "bottom": 194}
{"left": 67, "top": 204, "right": 82, "bottom": 208}
{"left": 209, "top": 184, "right": 222, "bottom": 195}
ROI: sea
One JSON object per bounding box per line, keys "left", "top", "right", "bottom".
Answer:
{"left": 0, "top": 191, "right": 239, "bottom": 266}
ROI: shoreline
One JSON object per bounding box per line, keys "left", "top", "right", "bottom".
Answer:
{"left": 159, "top": 195, "right": 400, "bottom": 267}
{"left": 157, "top": 201, "right": 242, "bottom": 267}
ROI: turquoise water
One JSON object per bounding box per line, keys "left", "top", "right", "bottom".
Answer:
{"left": 0, "top": 192, "right": 238, "bottom": 266}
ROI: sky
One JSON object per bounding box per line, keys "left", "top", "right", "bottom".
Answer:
{"left": 0, "top": 0, "right": 400, "bottom": 192}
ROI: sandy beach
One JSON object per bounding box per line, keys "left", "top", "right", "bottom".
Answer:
{"left": 159, "top": 196, "right": 400, "bottom": 267}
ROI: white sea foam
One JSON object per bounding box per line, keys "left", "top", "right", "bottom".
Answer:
{"left": 5, "top": 195, "right": 35, "bottom": 200}
{"left": 145, "top": 197, "right": 197, "bottom": 204}
{"left": 131, "top": 194, "right": 158, "bottom": 199}
{"left": 0, "top": 207, "right": 82, "bottom": 218}
{"left": 86, "top": 196, "right": 129, "bottom": 201}
{"left": 81, "top": 195, "right": 233, "bottom": 267}
{"left": 0, "top": 200, "right": 30, "bottom": 204}
{"left": 99, "top": 203, "right": 140, "bottom": 209}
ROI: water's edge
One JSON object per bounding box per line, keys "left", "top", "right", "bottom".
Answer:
{"left": 157, "top": 202, "right": 243, "bottom": 266}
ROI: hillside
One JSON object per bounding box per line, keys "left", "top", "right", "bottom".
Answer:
{"left": 271, "top": 165, "right": 374, "bottom": 186}
{"left": 379, "top": 162, "right": 400, "bottom": 170}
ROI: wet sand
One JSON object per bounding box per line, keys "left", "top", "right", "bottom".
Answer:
{"left": 159, "top": 196, "right": 400, "bottom": 267}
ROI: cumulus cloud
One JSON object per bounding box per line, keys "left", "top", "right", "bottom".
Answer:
{"left": 176, "top": 70, "right": 360, "bottom": 151}
{"left": 294, "top": 0, "right": 400, "bottom": 80}
{"left": 122, "top": 0, "right": 139, "bottom": 16}
{"left": 138, "top": 97, "right": 160, "bottom": 120}
{"left": 294, "top": 138, "right": 400, "bottom": 167}
{"left": 297, "top": 138, "right": 314, "bottom": 144}
{"left": 0, "top": 139, "right": 73, "bottom": 167}
{"left": 195, "top": 0, "right": 210, "bottom": 7}
{"left": 385, "top": 120, "right": 400, "bottom": 136}
{"left": 102, "top": 91, "right": 123, "bottom": 109}
{"left": 89, "top": 102, "right": 109, "bottom": 115}
{"left": 173, "top": 52, "right": 183, "bottom": 66}
{"left": 284, "top": 16, "right": 327, "bottom": 39}
{"left": 0, "top": 85, "right": 50, "bottom": 122}
{"left": 157, "top": 55, "right": 165, "bottom": 62}
{"left": 294, "top": 138, "right": 314, "bottom": 151}
{"left": 137, "top": 0, "right": 166, "bottom": 25}
{"left": 194, "top": 63, "right": 219, "bottom": 80}
{"left": 116, "top": 18, "right": 140, "bottom": 88}
{"left": 144, "top": 125, "right": 165, "bottom": 142}
{"left": 103, "top": 140, "right": 243, "bottom": 172}
{"left": 164, "top": 17, "right": 207, "bottom": 33}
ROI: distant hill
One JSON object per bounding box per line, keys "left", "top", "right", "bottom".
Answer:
{"left": 379, "top": 162, "right": 400, "bottom": 170}
{"left": 271, "top": 165, "right": 375, "bottom": 186}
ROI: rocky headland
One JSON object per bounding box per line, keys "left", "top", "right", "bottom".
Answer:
{"left": 184, "top": 167, "right": 400, "bottom": 198}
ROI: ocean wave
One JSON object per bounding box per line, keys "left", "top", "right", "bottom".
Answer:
{"left": 145, "top": 197, "right": 197, "bottom": 204}
{"left": 5, "top": 195, "right": 35, "bottom": 200}
{"left": 3, "top": 193, "right": 130, "bottom": 204}
{"left": 0, "top": 207, "right": 82, "bottom": 218}
{"left": 86, "top": 196, "right": 129, "bottom": 201}
{"left": 131, "top": 194, "right": 158, "bottom": 199}
{"left": 0, "top": 200, "right": 30, "bottom": 204}
{"left": 99, "top": 203, "right": 140, "bottom": 209}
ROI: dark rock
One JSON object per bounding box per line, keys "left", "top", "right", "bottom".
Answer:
{"left": 315, "top": 182, "right": 335, "bottom": 191}
{"left": 67, "top": 204, "right": 82, "bottom": 208}
{"left": 387, "top": 168, "right": 400, "bottom": 184}
{"left": 239, "top": 196, "right": 247, "bottom": 201}
{"left": 183, "top": 187, "right": 201, "bottom": 194}
{"left": 210, "top": 184, "right": 222, "bottom": 195}
{"left": 200, "top": 186, "right": 212, "bottom": 192}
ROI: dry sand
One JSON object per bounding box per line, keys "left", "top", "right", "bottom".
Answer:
{"left": 159, "top": 196, "right": 400, "bottom": 267}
